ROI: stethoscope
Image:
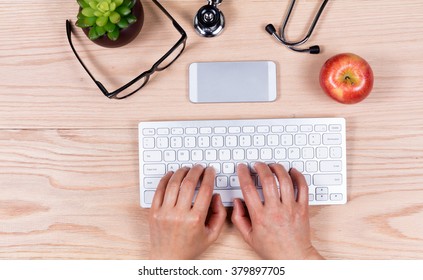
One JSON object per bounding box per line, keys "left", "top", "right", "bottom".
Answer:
{"left": 193, "top": 0, "right": 329, "bottom": 55}
{"left": 266, "top": 0, "right": 329, "bottom": 54}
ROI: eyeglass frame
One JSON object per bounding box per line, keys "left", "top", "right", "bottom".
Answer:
{"left": 66, "top": 0, "right": 187, "bottom": 99}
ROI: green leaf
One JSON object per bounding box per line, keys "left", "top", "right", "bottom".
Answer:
{"left": 81, "top": 7, "right": 95, "bottom": 17}
{"left": 77, "top": 12, "right": 85, "bottom": 19}
{"left": 88, "top": 27, "right": 100, "bottom": 40}
{"left": 128, "top": 0, "right": 136, "bottom": 9}
{"left": 117, "top": 18, "right": 129, "bottom": 29}
{"left": 104, "top": 20, "right": 116, "bottom": 32}
{"left": 96, "top": 16, "right": 108, "bottom": 27}
{"left": 77, "top": 0, "right": 89, "bottom": 8}
{"left": 110, "top": 2, "right": 116, "bottom": 11}
{"left": 107, "top": 28, "right": 120, "bottom": 41}
{"left": 95, "top": 25, "right": 106, "bottom": 36}
{"left": 88, "top": 1, "right": 97, "bottom": 9}
{"left": 117, "top": 6, "right": 131, "bottom": 16}
{"left": 94, "top": 11, "right": 103, "bottom": 17}
{"left": 76, "top": 16, "right": 97, "bottom": 28}
{"left": 109, "top": 11, "right": 121, "bottom": 23}
{"left": 126, "top": 14, "right": 137, "bottom": 24}
{"left": 114, "top": 0, "right": 124, "bottom": 7}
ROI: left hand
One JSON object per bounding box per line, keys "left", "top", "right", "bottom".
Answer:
{"left": 149, "top": 165, "right": 227, "bottom": 259}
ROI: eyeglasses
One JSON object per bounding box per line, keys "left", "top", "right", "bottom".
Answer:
{"left": 66, "top": 0, "right": 187, "bottom": 99}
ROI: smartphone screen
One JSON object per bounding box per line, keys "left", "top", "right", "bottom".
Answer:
{"left": 189, "top": 61, "right": 277, "bottom": 103}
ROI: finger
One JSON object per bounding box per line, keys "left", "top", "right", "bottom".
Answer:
{"left": 231, "top": 198, "right": 253, "bottom": 246}
{"left": 254, "top": 162, "right": 280, "bottom": 206}
{"left": 193, "top": 166, "right": 216, "bottom": 213}
{"left": 269, "top": 163, "right": 295, "bottom": 206}
{"left": 289, "top": 168, "right": 309, "bottom": 206}
{"left": 206, "top": 194, "right": 227, "bottom": 243}
{"left": 162, "top": 167, "right": 190, "bottom": 208}
{"left": 151, "top": 171, "right": 173, "bottom": 210}
{"left": 237, "top": 164, "right": 262, "bottom": 217}
{"left": 176, "top": 164, "right": 205, "bottom": 209}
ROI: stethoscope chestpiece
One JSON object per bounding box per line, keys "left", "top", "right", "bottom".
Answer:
{"left": 194, "top": 0, "right": 225, "bottom": 37}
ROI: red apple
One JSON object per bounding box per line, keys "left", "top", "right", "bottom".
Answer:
{"left": 319, "top": 53, "right": 374, "bottom": 104}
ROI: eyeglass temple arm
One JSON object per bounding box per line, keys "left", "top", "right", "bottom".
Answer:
{"left": 152, "top": 0, "right": 187, "bottom": 36}
{"left": 66, "top": 20, "right": 109, "bottom": 95}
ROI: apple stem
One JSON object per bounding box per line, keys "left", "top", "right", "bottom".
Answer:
{"left": 345, "top": 76, "right": 354, "bottom": 85}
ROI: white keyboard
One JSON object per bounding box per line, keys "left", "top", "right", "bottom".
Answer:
{"left": 138, "top": 118, "right": 347, "bottom": 208}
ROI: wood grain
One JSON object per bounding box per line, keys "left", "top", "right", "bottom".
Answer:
{"left": 1, "top": 0, "right": 423, "bottom": 259}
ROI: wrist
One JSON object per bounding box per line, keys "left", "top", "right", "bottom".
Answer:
{"left": 304, "top": 247, "right": 325, "bottom": 260}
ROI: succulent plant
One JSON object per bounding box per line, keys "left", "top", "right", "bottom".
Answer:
{"left": 76, "top": 0, "right": 138, "bottom": 41}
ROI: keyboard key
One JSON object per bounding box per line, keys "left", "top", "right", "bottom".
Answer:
{"left": 144, "top": 151, "right": 162, "bottom": 162}
{"left": 288, "top": 148, "right": 300, "bottom": 159}
{"left": 267, "top": 134, "right": 279, "bottom": 146}
{"left": 223, "top": 163, "right": 235, "bottom": 174}
{"left": 229, "top": 176, "right": 240, "bottom": 187}
{"left": 167, "top": 163, "right": 179, "bottom": 172}
{"left": 257, "top": 126, "right": 270, "bottom": 133}
{"left": 309, "top": 133, "right": 321, "bottom": 145}
{"left": 313, "top": 174, "right": 342, "bottom": 186}
{"left": 164, "top": 150, "right": 176, "bottom": 162}
{"left": 260, "top": 148, "right": 272, "bottom": 160}
{"left": 330, "top": 193, "right": 343, "bottom": 201}
{"left": 329, "top": 124, "right": 342, "bottom": 132}
{"left": 240, "top": 135, "right": 252, "bottom": 147}
{"left": 320, "top": 160, "right": 342, "bottom": 172}
{"left": 330, "top": 147, "right": 342, "bottom": 158}
{"left": 184, "top": 137, "right": 196, "bottom": 148}
{"left": 274, "top": 148, "right": 286, "bottom": 160}
{"left": 254, "top": 135, "right": 265, "bottom": 146}
{"left": 171, "top": 128, "right": 184, "bottom": 135}
{"left": 243, "top": 126, "right": 255, "bottom": 133}
{"left": 316, "top": 187, "right": 328, "bottom": 194}
{"left": 225, "top": 135, "right": 237, "bottom": 147}
{"left": 209, "top": 162, "right": 221, "bottom": 173}
{"left": 144, "top": 191, "right": 155, "bottom": 204}
{"left": 200, "top": 127, "right": 212, "bottom": 134}
{"left": 233, "top": 149, "right": 245, "bottom": 160}
{"left": 302, "top": 147, "right": 314, "bottom": 159}
{"left": 191, "top": 150, "right": 203, "bottom": 161}
{"left": 271, "top": 126, "right": 284, "bottom": 133}
{"left": 205, "top": 150, "right": 217, "bottom": 161}
{"left": 157, "top": 128, "right": 169, "bottom": 135}
{"left": 300, "top": 125, "right": 313, "bottom": 132}
{"left": 315, "top": 124, "right": 327, "bottom": 132}
{"left": 216, "top": 176, "right": 228, "bottom": 188}
{"left": 316, "top": 147, "right": 328, "bottom": 159}
{"left": 215, "top": 127, "right": 227, "bottom": 134}
{"left": 286, "top": 125, "right": 298, "bottom": 132}
{"left": 219, "top": 149, "right": 231, "bottom": 161}
{"left": 295, "top": 134, "right": 307, "bottom": 146}
{"left": 186, "top": 127, "right": 198, "bottom": 134}
{"left": 177, "top": 150, "right": 189, "bottom": 161}
{"left": 281, "top": 135, "right": 293, "bottom": 146}
{"left": 246, "top": 149, "right": 259, "bottom": 160}
{"left": 143, "top": 128, "right": 155, "bottom": 136}
{"left": 323, "top": 133, "right": 342, "bottom": 145}
{"left": 212, "top": 136, "right": 224, "bottom": 147}
{"left": 144, "top": 177, "right": 161, "bottom": 189}
{"left": 229, "top": 126, "right": 241, "bottom": 133}
{"left": 316, "top": 194, "right": 328, "bottom": 201}
{"left": 292, "top": 161, "right": 304, "bottom": 172}
{"left": 306, "top": 161, "right": 318, "bottom": 172}
{"left": 198, "top": 136, "right": 210, "bottom": 148}
{"left": 143, "top": 138, "right": 155, "bottom": 149}
{"left": 157, "top": 137, "right": 169, "bottom": 148}
{"left": 170, "top": 137, "right": 182, "bottom": 148}
{"left": 144, "top": 164, "right": 166, "bottom": 175}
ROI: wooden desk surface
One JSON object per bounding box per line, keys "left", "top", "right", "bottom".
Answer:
{"left": 1, "top": 0, "right": 423, "bottom": 259}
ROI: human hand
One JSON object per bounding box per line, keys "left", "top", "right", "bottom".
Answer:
{"left": 231, "top": 162, "right": 323, "bottom": 260}
{"left": 149, "top": 165, "right": 227, "bottom": 259}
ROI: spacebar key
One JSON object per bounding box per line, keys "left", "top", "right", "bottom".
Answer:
{"left": 215, "top": 189, "right": 264, "bottom": 203}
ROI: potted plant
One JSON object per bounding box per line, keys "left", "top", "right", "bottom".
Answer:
{"left": 75, "top": 0, "right": 144, "bottom": 48}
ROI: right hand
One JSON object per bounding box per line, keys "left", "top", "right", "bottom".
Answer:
{"left": 231, "top": 162, "right": 324, "bottom": 260}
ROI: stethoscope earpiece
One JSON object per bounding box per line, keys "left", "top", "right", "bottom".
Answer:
{"left": 194, "top": 0, "right": 225, "bottom": 37}
{"left": 266, "top": 0, "right": 329, "bottom": 54}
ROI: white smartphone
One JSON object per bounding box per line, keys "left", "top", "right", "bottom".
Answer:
{"left": 189, "top": 61, "right": 277, "bottom": 103}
